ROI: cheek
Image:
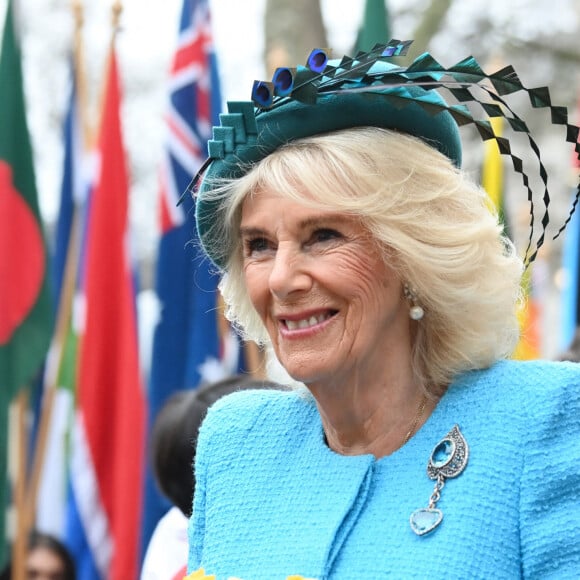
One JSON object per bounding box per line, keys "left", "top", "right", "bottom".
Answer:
{"left": 335, "top": 252, "right": 396, "bottom": 303}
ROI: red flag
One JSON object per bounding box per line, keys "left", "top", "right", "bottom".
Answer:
{"left": 76, "top": 49, "right": 145, "bottom": 578}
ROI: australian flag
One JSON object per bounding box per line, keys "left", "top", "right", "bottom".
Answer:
{"left": 144, "top": 0, "right": 241, "bottom": 551}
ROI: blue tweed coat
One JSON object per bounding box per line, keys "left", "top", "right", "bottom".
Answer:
{"left": 188, "top": 360, "right": 580, "bottom": 579}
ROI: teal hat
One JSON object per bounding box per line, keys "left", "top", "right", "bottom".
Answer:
{"left": 190, "top": 40, "right": 580, "bottom": 269}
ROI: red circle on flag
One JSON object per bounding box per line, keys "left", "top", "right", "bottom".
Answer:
{"left": 0, "top": 161, "right": 45, "bottom": 345}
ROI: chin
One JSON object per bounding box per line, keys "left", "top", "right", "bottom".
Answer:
{"left": 269, "top": 342, "right": 334, "bottom": 384}
{"left": 271, "top": 355, "right": 314, "bottom": 384}
{"left": 282, "top": 364, "right": 327, "bottom": 387}
{"left": 266, "top": 352, "right": 299, "bottom": 385}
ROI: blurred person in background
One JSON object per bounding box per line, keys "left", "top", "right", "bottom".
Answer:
{"left": 0, "top": 530, "right": 76, "bottom": 580}
{"left": 140, "top": 375, "right": 284, "bottom": 580}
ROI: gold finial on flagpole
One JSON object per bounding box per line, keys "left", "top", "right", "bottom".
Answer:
{"left": 71, "top": 0, "right": 94, "bottom": 149}
{"left": 94, "top": 0, "right": 123, "bottom": 134}
{"left": 71, "top": 0, "right": 83, "bottom": 28}
{"left": 111, "top": 0, "right": 123, "bottom": 36}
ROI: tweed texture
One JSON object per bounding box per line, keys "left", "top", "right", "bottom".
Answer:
{"left": 188, "top": 360, "right": 580, "bottom": 579}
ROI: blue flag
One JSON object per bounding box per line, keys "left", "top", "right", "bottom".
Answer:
{"left": 560, "top": 195, "right": 580, "bottom": 351}
{"left": 144, "top": 0, "right": 241, "bottom": 551}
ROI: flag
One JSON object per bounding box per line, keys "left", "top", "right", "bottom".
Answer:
{"left": 481, "top": 116, "right": 540, "bottom": 359}
{"left": 559, "top": 205, "right": 580, "bottom": 351}
{"left": 145, "top": 0, "right": 241, "bottom": 549}
{"left": 51, "top": 73, "right": 85, "bottom": 307}
{"left": 0, "top": 0, "right": 52, "bottom": 565}
{"left": 481, "top": 118, "right": 505, "bottom": 223}
{"left": 35, "top": 66, "right": 87, "bottom": 541}
{"left": 559, "top": 92, "right": 580, "bottom": 351}
{"left": 65, "top": 49, "right": 146, "bottom": 579}
{"left": 512, "top": 270, "right": 541, "bottom": 359}
{"left": 354, "top": 0, "right": 391, "bottom": 53}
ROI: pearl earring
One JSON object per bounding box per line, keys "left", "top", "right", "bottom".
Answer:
{"left": 403, "top": 284, "right": 424, "bottom": 321}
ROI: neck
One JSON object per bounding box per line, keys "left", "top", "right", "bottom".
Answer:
{"left": 311, "top": 372, "right": 434, "bottom": 458}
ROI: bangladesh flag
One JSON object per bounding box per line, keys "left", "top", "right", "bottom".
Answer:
{"left": 0, "top": 0, "right": 53, "bottom": 566}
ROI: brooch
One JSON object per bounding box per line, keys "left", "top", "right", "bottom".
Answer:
{"left": 409, "top": 425, "right": 469, "bottom": 536}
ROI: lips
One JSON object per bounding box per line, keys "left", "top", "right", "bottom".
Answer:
{"left": 282, "top": 311, "right": 336, "bottom": 330}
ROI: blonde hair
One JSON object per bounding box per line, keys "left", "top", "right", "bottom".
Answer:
{"left": 202, "top": 127, "right": 523, "bottom": 393}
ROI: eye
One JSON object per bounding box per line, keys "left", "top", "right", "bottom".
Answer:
{"left": 244, "top": 236, "right": 271, "bottom": 256}
{"left": 310, "top": 228, "right": 343, "bottom": 244}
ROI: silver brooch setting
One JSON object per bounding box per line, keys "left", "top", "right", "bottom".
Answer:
{"left": 410, "top": 425, "right": 469, "bottom": 536}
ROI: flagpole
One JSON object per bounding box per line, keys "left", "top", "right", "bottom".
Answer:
{"left": 22, "top": 214, "right": 82, "bottom": 540}
{"left": 11, "top": 390, "right": 30, "bottom": 580}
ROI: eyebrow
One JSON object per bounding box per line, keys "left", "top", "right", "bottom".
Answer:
{"left": 239, "top": 226, "right": 267, "bottom": 239}
{"left": 239, "top": 214, "right": 356, "bottom": 238}
{"left": 300, "top": 214, "right": 355, "bottom": 229}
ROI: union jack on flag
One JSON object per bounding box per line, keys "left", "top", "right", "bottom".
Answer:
{"left": 159, "top": 0, "right": 221, "bottom": 232}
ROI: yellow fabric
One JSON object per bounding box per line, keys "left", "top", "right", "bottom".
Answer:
{"left": 482, "top": 117, "right": 504, "bottom": 211}
{"left": 184, "top": 569, "right": 216, "bottom": 580}
{"left": 512, "top": 271, "right": 541, "bottom": 360}
{"left": 481, "top": 116, "right": 540, "bottom": 359}
{"left": 185, "top": 570, "right": 317, "bottom": 580}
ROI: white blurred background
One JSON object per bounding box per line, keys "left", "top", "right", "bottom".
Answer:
{"left": 2, "top": 0, "right": 580, "bottom": 357}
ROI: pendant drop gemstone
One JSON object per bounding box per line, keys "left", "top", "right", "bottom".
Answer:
{"left": 410, "top": 508, "right": 443, "bottom": 536}
{"left": 411, "top": 426, "right": 469, "bottom": 537}
{"left": 431, "top": 438, "right": 455, "bottom": 468}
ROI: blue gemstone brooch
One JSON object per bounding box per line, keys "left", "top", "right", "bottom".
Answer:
{"left": 409, "top": 425, "right": 469, "bottom": 536}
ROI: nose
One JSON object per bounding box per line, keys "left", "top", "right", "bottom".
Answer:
{"left": 268, "top": 245, "right": 312, "bottom": 299}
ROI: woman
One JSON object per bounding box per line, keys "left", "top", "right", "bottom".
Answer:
{"left": 186, "top": 43, "right": 580, "bottom": 579}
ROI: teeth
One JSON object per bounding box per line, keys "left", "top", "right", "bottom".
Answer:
{"left": 285, "top": 314, "right": 329, "bottom": 330}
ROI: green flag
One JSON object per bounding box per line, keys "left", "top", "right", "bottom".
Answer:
{"left": 0, "top": 0, "right": 53, "bottom": 565}
{"left": 354, "top": 0, "right": 391, "bottom": 53}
